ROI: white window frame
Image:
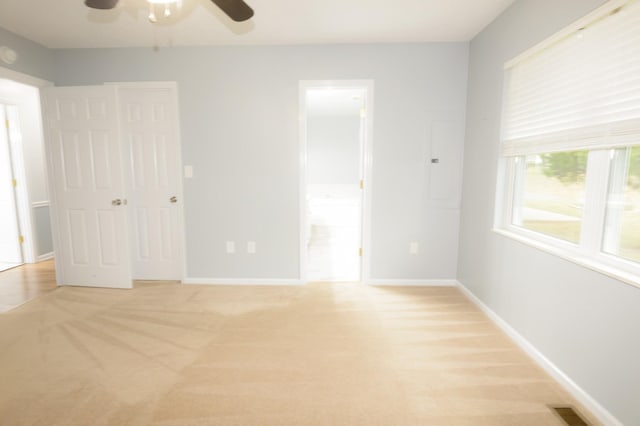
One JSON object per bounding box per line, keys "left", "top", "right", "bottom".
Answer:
{"left": 497, "top": 149, "right": 640, "bottom": 286}
{"left": 495, "top": 0, "right": 640, "bottom": 288}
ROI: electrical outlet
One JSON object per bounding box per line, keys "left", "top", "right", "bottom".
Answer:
{"left": 409, "top": 242, "right": 419, "bottom": 255}
{"left": 226, "top": 241, "right": 235, "bottom": 254}
{"left": 247, "top": 241, "right": 256, "bottom": 254}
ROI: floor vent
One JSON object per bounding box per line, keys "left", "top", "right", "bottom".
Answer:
{"left": 549, "top": 405, "right": 590, "bottom": 425}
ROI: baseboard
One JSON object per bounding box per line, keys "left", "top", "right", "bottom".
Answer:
{"left": 183, "top": 277, "right": 305, "bottom": 286}
{"left": 184, "top": 278, "right": 457, "bottom": 287}
{"left": 456, "top": 281, "right": 621, "bottom": 426}
{"left": 37, "top": 252, "right": 54, "bottom": 262}
{"left": 367, "top": 279, "right": 458, "bottom": 287}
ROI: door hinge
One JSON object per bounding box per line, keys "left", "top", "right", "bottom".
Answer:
{"left": 360, "top": 108, "right": 366, "bottom": 118}
{"left": 4, "top": 119, "right": 9, "bottom": 129}
{"left": 359, "top": 180, "right": 364, "bottom": 189}
{"left": 358, "top": 247, "right": 363, "bottom": 257}
{"left": 18, "top": 235, "right": 24, "bottom": 244}
{"left": 12, "top": 179, "right": 17, "bottom": 187}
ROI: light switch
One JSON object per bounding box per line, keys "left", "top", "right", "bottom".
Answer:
{"left": 184, "top": 165, "right": 193, "bottom": 178}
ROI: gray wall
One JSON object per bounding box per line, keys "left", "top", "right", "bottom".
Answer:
{"left": 307, "top": 115, "right": 361, "bottom": 185}
{"left": 458, "top": 0, "right": 640, "bottom": 424}
{"left": 53, "top": 43, "right": 468, "bottom": 280}
{"left": 34, "top": 206, "right": 53, "bottom": 255}
{"left": 0, "top": 27, "right": 54, "bottom": 82}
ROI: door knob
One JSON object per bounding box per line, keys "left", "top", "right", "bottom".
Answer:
{"left": 169, "top": 196, "right": 178, "bottom": 203}
{"left": 112, "top": 198, "right": 122, "bottom": 206}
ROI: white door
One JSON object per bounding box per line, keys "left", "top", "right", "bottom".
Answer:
{"left": 118, "top": 86, "right": 184, "bottom": 280}
{"left": 0, "top": 106, "right": 23, "bottom": 264}
{"left": 42, "top": 86, "right": 132, "bottom": 288}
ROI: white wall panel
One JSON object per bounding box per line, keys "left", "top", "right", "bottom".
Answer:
{"left": 96, "top": 209, "right": 118, "bottom": 266}
{"left": 90, "top": 132, "right": 112, "bottom": 189}
{"left": 67, "top": 210, "right": 88, "bottom": 265}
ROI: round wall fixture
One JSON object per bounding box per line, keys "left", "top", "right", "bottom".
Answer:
{"left": 0, "top": 46, "right": 18, "bottom": 65}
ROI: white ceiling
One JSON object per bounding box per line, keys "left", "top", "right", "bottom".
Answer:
{"left": 0, "top": 0, "right": 514, "bottom": 49}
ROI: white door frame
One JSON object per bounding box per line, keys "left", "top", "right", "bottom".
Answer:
{"left": 0, "top": 66, "right": 52, "bottom": 265}
{"left": 298, "top": 80, "right": 374, "bottom": 284}
{"left": 0, "top": 104, "right": 23, "bottom": 264}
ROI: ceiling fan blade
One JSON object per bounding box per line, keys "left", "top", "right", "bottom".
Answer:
{"left": 210, "top": 0, "right": 254, "bottom": 22}
{"left": 85, "top": 0, "right": 119, "bottom": 10}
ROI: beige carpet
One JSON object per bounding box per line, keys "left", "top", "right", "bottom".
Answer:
{"left": 0, "top": 282, "right": 596, "bottom": 425}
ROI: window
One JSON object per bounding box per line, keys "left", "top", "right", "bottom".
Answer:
{"left": 512, "top": 151, "right": 588, "bottom": 244}
{"left": 497, "top": 0, "right": 640, "bottom": 284}
{"left": 603, "top": 146, "right": 640, "bottom": 263}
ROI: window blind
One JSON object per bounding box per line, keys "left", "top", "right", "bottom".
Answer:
{"left": 502, "top": 0, "right": 640, "bottom": 156}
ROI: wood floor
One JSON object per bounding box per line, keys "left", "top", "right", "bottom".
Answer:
{"left": 0, "top": 259, "right": 57, "bottom": 313}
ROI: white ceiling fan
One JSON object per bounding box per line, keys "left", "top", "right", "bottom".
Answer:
{"left": 85, "top": 0, "right": 254, "bottom": 22}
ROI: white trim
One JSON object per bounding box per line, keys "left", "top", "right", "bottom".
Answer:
{"left": 456, "top": 281, "right": 622, "bottom": 426}
{"left": 493, "top": 228, "right": 640, "bottom": 289}
{"left": 298, "top": 79, "right": 375, "bottom": 284}
{"left": 361, "top": 83, "right": 374, "bottom": 284}
{"left": 0, "top": 66, "right": 52, "bottom": 88}
{"left": 183, "top": 277, "right": 304, "bottom": 286}
{"left": 173, "top": 83, "right": 188, "bottom": 284}
{"left": 37, "top": 252, "right": 53, "bottom": 262}
{"left": 298, "top": 84, "right": 308, "bottom": 284}
{"left": 504, "top": 0, "right": 628, "bottom": 69}
{"left": 31, "top": 200, "right": 49, "bottom": 208}
{"left": 367, "top": 279, "right": 458, "bottom": 287}
{"left": 105, "top": 81, "right": 177, "bottom": 89}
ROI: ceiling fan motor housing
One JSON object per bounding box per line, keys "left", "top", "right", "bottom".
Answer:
{"left": 85, "top": 0, "right": 120, "bottom": 10}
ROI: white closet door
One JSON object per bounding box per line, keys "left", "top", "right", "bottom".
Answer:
{"left": 43, "top": 86, "right": 132, "bottom": 288}
{"left": 118, "top": 86, "right": 184, "bottom": 280}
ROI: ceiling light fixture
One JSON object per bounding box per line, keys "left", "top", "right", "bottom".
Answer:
{"left": 147, "top": 0, "right": 182, "bottom": 23}
{"left": 86, "top": 0, "right": 253, "bottom": 23}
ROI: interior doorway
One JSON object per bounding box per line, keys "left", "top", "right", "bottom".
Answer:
{"left": 0, "top": 104, "right": 23, "bottom": 272}
{"left": 0, "top": 72, "right": 55, "bottom": 271}
{"left": 300, "top": 81, "right": 373, "bottom": 283}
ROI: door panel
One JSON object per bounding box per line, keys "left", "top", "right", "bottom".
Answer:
{"left": 119, "top": 87, "right": 183, "bottom": 280}
{"left": 43, "top": 86, "right": 131, "bottom": 288}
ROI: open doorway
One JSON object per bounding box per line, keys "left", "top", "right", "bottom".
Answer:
{"left": 0, "top": 72, "right": 55, "bottom": 274}
{"left": 300, "top": 81, "right": 373, "bottom": 283}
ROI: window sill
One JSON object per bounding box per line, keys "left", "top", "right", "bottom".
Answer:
{"left": 492, "top": 227, "right": 640, "bottom": 290}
